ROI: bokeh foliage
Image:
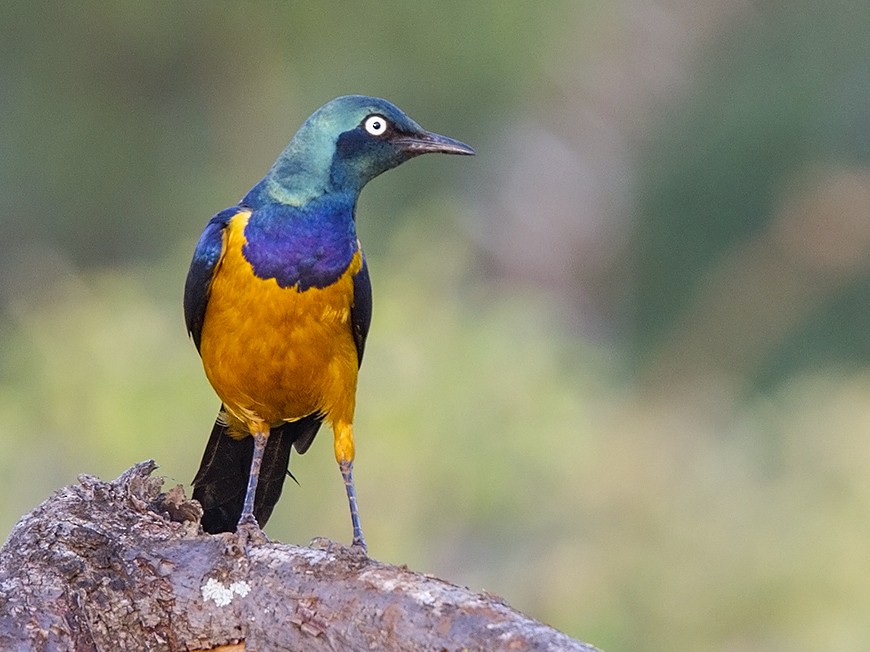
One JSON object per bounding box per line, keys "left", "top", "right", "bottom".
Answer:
{"left": 2, "top": 3, "right": 870, "bottom": 651}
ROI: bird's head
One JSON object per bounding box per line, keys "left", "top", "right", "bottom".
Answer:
{"left": 261, "top": 95, "right": 474, "bottom": 205}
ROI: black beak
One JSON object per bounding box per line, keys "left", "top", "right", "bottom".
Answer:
{"left": 395, "top": 130, "right": 475, "bottom": 156}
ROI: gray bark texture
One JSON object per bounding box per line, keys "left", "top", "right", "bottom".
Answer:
{"left": 0, "top": 461, "right": 601, "bottom": 652}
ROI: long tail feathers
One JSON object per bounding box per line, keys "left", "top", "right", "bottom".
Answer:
{"left": 192, "top": 410, "right": 323, "bottom": 533}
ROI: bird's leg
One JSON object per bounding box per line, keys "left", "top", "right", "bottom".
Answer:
{"left": 340, "top": 460, "right": 366, "bottom": 551}
{"left": 335, "top": 422, "right": 367, "bottom": 553}
{"left": 238, "top": 424, "right": 270, "bottom": 531}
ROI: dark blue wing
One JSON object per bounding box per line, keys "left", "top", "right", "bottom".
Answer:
{"left": 183, "top": 207, "right": 239, "bottom": 352}
{"left": 350, "top": 251, "right": 373, "bottom": 365}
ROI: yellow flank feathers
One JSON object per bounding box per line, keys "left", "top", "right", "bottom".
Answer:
{"left": 333, "top": 420, "right": 355, "bottom": 464}
{"left": 199, "top": 210, "right": 362, "bottom": 461}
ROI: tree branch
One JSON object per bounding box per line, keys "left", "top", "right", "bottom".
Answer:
{"left": 0, "top": 461, "right": 600, "bottom": 652}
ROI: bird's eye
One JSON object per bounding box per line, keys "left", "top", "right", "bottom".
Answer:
{"left": 363, "top": 115, "right": 389, "bottom": 136}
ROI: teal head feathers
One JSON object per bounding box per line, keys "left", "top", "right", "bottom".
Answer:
{"left": 251, "top": 95, "right": 475, "bottom": 206}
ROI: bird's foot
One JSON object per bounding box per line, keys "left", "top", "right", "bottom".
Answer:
{"left": 351, "top": 534, "right": 368, "bottom": 556}
{"left": 307, "top": 536, "right": 369, "bottom": 561}
{"left": 231, "top": 515, "right": 269, "bottom": 552}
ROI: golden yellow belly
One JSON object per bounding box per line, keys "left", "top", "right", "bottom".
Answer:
{"left": 199, "top": 211, "right": 362, "bottom": 437}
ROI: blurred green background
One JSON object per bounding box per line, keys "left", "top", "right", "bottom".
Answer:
{"left": 2, "top": 2, "right": 870, "bottom": 650}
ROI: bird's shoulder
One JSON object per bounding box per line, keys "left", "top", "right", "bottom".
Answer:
{"left": 350, "top": 253, "right": 372, "bottom": 364}
{"left": 184, "top": 205, "right": 249, "bottom": 350}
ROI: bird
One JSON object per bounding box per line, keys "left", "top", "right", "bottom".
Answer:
{"left": 184, "top": 95, "right": 474, "bottom": 551}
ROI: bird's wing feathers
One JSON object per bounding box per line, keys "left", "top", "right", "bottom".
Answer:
{"left": 350, "top": 252, "right": 373, "bottom": 365}
{"left": 183, "top": 207, "right": 240, "bottom": 352}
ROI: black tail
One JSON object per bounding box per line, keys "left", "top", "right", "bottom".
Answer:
{"left": 192, "top": 410, "right": 323, "bottom": 534}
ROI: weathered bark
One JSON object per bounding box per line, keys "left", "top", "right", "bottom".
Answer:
{"left": 0, "top": 461, "right": 600, "bottom": 652}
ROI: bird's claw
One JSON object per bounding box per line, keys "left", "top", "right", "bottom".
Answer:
{"left": 230, "top": 515, "right": 269, "bottom": 552}
{"left": 307, "top": 536, "right": 368, "bottom": 560}
{"left": 351, "top": 536, "right": 368, "bottom": 556}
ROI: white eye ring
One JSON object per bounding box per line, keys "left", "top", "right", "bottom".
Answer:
{"left": 364, "top": 115, "right": 388, "bottom": 136}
